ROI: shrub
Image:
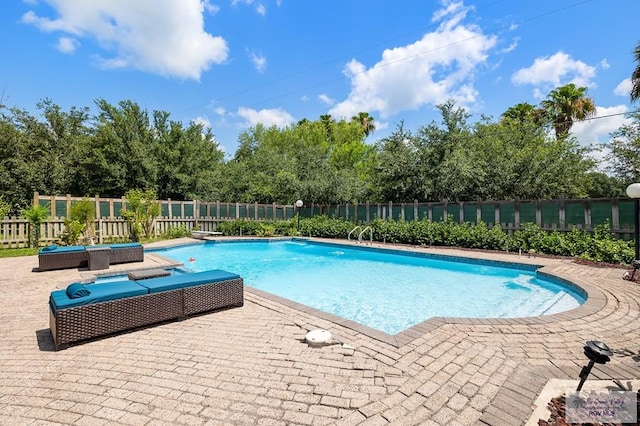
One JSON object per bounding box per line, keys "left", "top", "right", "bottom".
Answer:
{"left": 61, "top": 198, "right": 96, "bottom": 245}
{"left": 295, "top": 216, "right": 634, "bottom": 265}
{"left": 22, "top": 203, "right": 50, "bottom": 247}
{"left": 121, "top": 189, "right": 161, "bottom": 241}
{"left": 161, "top": 224, "right": 192, "bottom": 239}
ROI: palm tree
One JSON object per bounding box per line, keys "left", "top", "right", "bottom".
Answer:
{"left": 501, "top": 102, "right": 539, "bottom": 123}
{"left": 350, "top": 112, "right": 376, "bottom": 137}
{"left": 540, "top": 83, "right": 596, "bottom": 139}
{"left": 631, "top": 40, "right": 640, "bottom": 103}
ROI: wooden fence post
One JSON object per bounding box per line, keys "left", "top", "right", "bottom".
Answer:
{"left": 612, "top": 197, "right": 620, "bottom": 231}
{"left": 559, "top": 194, "right": 566, "bottom": 230}
{"left": 50, "top": 195, "right": 56, "bottom": 218}
{"left": 584, "top": 199, "right": 592, "bottom": 231}
{"left": 94, "top": 194, "right": 100, "bottom": 219}
{"left": 514, "top": 198, "right": 520, "bottom": 229}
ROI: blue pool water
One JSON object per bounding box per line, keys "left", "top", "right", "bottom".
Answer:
{"left": 150, "top": 240, "right": 585, "bottom": 335}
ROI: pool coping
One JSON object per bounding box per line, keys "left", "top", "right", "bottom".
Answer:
{"left": 143, "top": 236, "right": 605, "bottom": 348}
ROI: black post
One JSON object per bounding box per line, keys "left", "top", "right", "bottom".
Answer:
{"left": 635, "top": 199, "right": 639, "bottom": 261}
{"left": 297, "top": 214, "right": 300, "bottom": 231}
{"left": 576, "top": 360, "right": 595, "bottom": 391}
{"left": 633, "top": 199, "right": 640, "bottom": 280}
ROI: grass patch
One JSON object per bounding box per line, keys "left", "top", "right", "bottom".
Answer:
{"left": 0, "top": 247, "right": 38, "bottom": 258}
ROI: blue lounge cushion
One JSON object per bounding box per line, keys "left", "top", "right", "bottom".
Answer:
{"left": 136, "top": 269, "right": 240, "bottom": 293}
{"left": 50, "top": 281, "right": 149, "bottom": 311}
{"left": 39, "top": 245, "right": 86, "bottom": 254}
{"left": 66, "top": 283, "right": 90, "bottom": 299}
{"left": 107, "top": 243, "right": 142, "bottom": 249}
{"left": 41, "top": 244, "right": 58, "bottom": 252}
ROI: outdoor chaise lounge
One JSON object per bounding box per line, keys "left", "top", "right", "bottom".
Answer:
{"left": 38, "top": 243, "right": 144, "bottom": 271}
{"left": 49, "top": 269, "right": 244, "bottom": 350}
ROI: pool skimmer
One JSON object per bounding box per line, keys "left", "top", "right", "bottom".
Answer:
{"left": 305, "top": 329, "right": 332, "bottom": 347}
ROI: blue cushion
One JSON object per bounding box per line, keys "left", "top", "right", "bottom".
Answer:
{"left": 41, "top": 244, "right": 58, "bottom": 252}
{"left": 39, "top": 245, "right": 86, "bottom": 254}
{"left": 50, "top": 281, "right": 149, "bottom": 311}
{"left": 136, "top": 270, "right": 240, "bottom": 293}
{"left": 66, "top": 283, "right": 90, "bottom": 299}
{"left": 107, "top": 243, "right": 142, "bottom": 249}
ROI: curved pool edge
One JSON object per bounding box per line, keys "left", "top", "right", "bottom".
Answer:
{"left": 245, "top": 265, "right": 606, "bottom": 348}
{"left": 142, "top": 236, "right": 605, "bottom": 348}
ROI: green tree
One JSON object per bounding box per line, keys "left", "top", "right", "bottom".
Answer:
{"left": 82, "top": 99, "right": 158, "bottom": 196}
{"left": 584, "top": 172, "right": 625, "bottom": 198}
{"left": 0, "top": 196, "right": 10, "bottom": 218}
{"left": 350, "top": 112, "right": 376, "bottom": 137}
{"left": 153, "top": 112, "right": 225, "bottom": 200}
{"left": 605, "top": 111, "right": 640, "bottom": 182}
{"left": 631, "top": 40, "right": 640, "bottom": 103}
{"left": 222, "top": 118, "right": 375, "bottom": 204}
{"left": 540, "top": 83, "right": 596, "bottom": 139}
{"left": 373, "top": 122, "right": 424, "bottom": 202}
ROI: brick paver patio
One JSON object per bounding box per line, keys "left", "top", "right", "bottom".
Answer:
{"left": 1, "top": 237, "right": 639, "bottom": 425}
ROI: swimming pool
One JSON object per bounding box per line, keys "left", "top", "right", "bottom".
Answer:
{"left": 150, "top": 240, "right": 585, "bottom": 335}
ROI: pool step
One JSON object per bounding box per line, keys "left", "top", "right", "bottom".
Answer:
{"left": 533, "top": 291, "right": 572, "bottom": 316}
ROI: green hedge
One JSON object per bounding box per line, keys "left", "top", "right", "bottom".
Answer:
{"left": 215, "top": 215, "right": 634, "bottom": 264}
{"left": 299, "top": 215, "right": 634, "bottom": 265}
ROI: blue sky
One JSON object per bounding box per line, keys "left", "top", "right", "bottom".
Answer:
{"left": 2, "top": 0, "right": 639, "bottom": 160}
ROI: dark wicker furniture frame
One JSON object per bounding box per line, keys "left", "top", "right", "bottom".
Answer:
{"left": 39, "top": 244, "right": 144, "bottom": 271}
{"left": 39, "top": 251, "right": 88, "bottom": 271}
{"left": 50, "top": 277, "right": 244, "bottom": 350}
{"left": 109, "top": 245, "right": 144, "bottom": 265}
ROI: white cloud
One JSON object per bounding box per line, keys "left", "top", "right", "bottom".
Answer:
{"left": 300, "top": 95, "right": 310, "bottom": 102}
{"left": 571, "top": 105, "right": 631, "bottom": 147}
{"left": 501, "top": 37, "right": 518, "bottom": 54}
{"left": 22, "top": 0, "right": 228, "bottom": 80}
{"left": 614, "top": 78, "right": 632, "bottom": 97}
{"left": 511, "top": 51, "right": 597, "bottom": 88}
{"left": 248, "top": 50, "right": 266, "bottom": 73}
{"left": 236, "top": 107, "right": 294, "bottom": 128}
{"left": 56, "top": 36, "right": 79, "bottom": 53}
{"left": 214, "top": 107, "right": 226, "bottom": 115}
{"left": 203, "top": 0, "right": 220, "bottom": 15}
{"left": 599, "top": 59, "right": 609, "bottom": 70}
{"left": 232, "top": 0, "right": 267, "bottom": 15}
{"left": 329, "top": 1, "right": 497, "bottom": 120}
{"left": 318, "top": 94, "right": 334, "bottom": 105}
{"left": 193, "top": 115, "right": 212, "bottom": 128}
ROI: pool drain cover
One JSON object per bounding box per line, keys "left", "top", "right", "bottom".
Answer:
{"left": 305, "top": 329, "right": 332, "bottom": 347}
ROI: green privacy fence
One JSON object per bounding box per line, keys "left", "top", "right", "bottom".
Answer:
{"left": 32, "top": 193, "right": 637, "bottom": 239}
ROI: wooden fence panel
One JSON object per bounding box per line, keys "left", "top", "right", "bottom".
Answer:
{"left": 1, "top": 193, "right": 634, "bottom": 249}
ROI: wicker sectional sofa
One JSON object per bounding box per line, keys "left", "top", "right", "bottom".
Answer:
{"left": 38, "top": 243, "right": 144, "bottom": 271}
{"left": 49, "top": 269, "right": 244, "bottom": 350}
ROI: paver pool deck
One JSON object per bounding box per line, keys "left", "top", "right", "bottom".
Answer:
{"left": 1, "top": 237, "right": 639, "bottom": 425}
